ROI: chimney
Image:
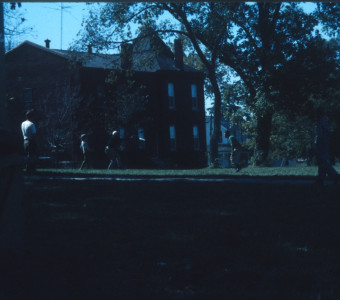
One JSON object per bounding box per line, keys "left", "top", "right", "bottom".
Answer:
{"left": 44, "top": 39, "right": 51, "bottom": 49}
{"left": 87, "top": 45, "right": 92, "bottom": 54}
{"left": 174, "top": 39, "right": 183, "bottom": 70}
{"left": 120, "top": 43, "right": 133, "bottom": 69}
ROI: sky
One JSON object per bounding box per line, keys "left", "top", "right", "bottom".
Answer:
{"left": 14, "top": 2, "right": 318, "bottom": 50}
{"left": 15, "top": 2, "right": 90, "bottom": 50}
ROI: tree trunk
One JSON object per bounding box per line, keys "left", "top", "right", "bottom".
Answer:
{"left": 254, "top": 111, "right": 273, "bottom": 165}
{"left": 209, "top": 74, "right": 222, "bottom": 166}
{"left": 0, "top": 3, "right": 6, "bottom": 127}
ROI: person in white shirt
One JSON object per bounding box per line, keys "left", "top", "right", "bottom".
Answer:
{"left": 21, "top": 110, "right": 37, "bottom": 172}
{"left": 79, "top": 134, "right": 92, "bottom": 169}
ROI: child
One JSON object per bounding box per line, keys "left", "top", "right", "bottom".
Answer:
{"left": 79, "top": 134, "right": 91, "bottom": 169}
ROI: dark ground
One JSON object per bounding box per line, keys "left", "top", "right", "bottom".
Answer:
{"left": 1, "top": 177, "right": 340, "bottom": 299}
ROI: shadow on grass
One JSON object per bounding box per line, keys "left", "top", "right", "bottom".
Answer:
{"left": 2, "top": 179, "right": 340, "bottom": 299}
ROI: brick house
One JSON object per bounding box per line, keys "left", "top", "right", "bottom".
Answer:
{"left": 5, "top": 33, "right": 206, "bottom": 168}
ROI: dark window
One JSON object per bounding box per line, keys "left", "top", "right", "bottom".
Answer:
{"left": 191, "top": 84, "right": 198, "bottom": 110}
{"left": 193, "top": 125, "right": 200, "bottom": 151}
{"left": 168, "top": 83, "right": 175, "bottom": 109}
{"left": 169, "top": 125, "right": 176, "bottom": 151}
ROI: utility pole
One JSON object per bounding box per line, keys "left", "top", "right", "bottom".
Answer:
{"left": 0, "top": 3, "right": 6, "bottom": 127}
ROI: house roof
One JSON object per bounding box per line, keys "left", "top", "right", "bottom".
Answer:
{"left": 6, "top": 34, "right": 200, "bottom": 73}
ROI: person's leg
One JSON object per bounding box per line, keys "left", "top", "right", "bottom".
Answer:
{"left": 23, "top": 140, "right": 29, "bottom": 171}
{"left": 80, "top": 153, "right": 86, "bottom": 169}
{"left": 324, "top": 158, "right": 339, "bottom": 183}
{"left": 29, "top": 140, "right": 37, "bottom": 172}
{"left": 234, "top": 150, "right": 241, "bottom": 172}
{"left": 116, "top": 151, "right": 122, "bottom": 169}
{"left": 316, "top": 155, "right": 327, "bottom": 184}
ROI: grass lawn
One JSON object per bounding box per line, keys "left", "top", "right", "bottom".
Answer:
{"left": 2, "top": 174, "right": 340, "bottom": 299}
{"left": 37, "top": 165, "right": 340, "bottom": 179}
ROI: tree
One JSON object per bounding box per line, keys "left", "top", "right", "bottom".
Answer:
{"left": 222, "top": 36, "right": 340, "bottom": 163}
{"left": 0, "top": 3, "right": 6, "bottom": 126}
{"left": 103, "top": 69, "right": 150, "bottom": 135}
{"left": 78, "top": 2, "right": 339, "bottom": 165}
{"left": 214, "top": 3, "right": 322, "bottom": 164}
{"left": 37, "top": 85, "right": 81, "bottom": 158}
{"left": 3, "top": 3, "right": 32, "bottom": 51}
{"left": 77, "top": 2, "right": 230, "bottom": 165}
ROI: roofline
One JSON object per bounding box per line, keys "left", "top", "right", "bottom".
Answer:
{"left": 6, "top": 40, "right": 69, "bottom": 60}
{"left": 6, "top": 40, "right": 205, "bottom": 74}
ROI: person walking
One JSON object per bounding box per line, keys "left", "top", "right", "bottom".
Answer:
{"left": 314, "top": 106, "right": 339, "bottom": 185}
{"left": 224, "top": 130, "right": 242, "bottom": 172}
{"left": 105, "top": 131, "right": 122, "bottom": 169}
{"left": 79, "top": 134, "right": 92, "bottom": 170}
{"left": 21, "top": 110, "right": 37, "bottom": 173}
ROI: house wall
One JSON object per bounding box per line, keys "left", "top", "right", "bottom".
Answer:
{"left": 5, "top": 43, "right": 207, "bottom": 168}
{"left": 150, "top": 70, "right": 206, "bottom": 167}
{"left": 6, "top": 44, "right": 72, "bottom": 112}
{"left": 96, "top": 69, "right": 207, "bottom": 168}
{"left": 5, "top": 44, "right": 76, "bottom": 157}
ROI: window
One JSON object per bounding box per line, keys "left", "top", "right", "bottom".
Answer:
{"left": 168, "top": 83, "right": 175, "bottom": 109}
{"left": 169, "top": 125, "right": 176, "bottom": 151}
{"left": 138, "top": 128, "right": 145, "bottom": 150}
{"left": 193, "top": 125, "right": 200, "bottom": 151}
{"left": 119, "top": 128, "right": 125, "bottom": 139}
{"left": 191, "top": 84, "right": 198, "bottom": 110}
{"left": 138, "top": 128, "right": 145, "bottom": 140}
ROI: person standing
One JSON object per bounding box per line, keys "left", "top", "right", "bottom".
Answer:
{"left": 224, "top": 130, "right": 242, "bottom": 172}
{"left": 21, "top": 110, "right": 37, "bottom": 173}
{"left": 105, "top": 131, "right": 122, "bottom": 169}
{"left": 79, "top": 134, "right": 92, "bottom": 170}
{"left": 314, "top": 106, "right": 339, "bottom": 185}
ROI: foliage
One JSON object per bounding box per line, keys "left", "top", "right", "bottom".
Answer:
{"left": 269, "top": 114, "right": 315, "bottom": 161}
{"left": 217, "top": 4, "right": 340, "bottom": 163}
{"left": 315, "top": 3, "right": 340, "bottom": 37}
{"left": 37, "top": 85, "right": 81, "bottom": 156}
{"left": 222, "top": 35, "right": 340, "bottom": 162}
{"left": 76, "top": 68, "right": 150, "bottom": 140}
{"left": 103, "top": 70, "right": 150, "bottom": 134}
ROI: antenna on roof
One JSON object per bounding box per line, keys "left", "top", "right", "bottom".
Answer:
{"left": 43, "top": 3, "right": 72, "bottom": 49}
{"left": 60, "top": 3, "right": 63, "bottom": 50}
{"left": 60, "top": 3, "right": 73, "bottom": 50}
